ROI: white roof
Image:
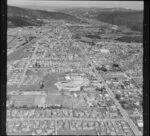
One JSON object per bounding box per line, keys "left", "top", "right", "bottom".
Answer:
{"left": 100, "top": 49, "right": 109, "bottom": 53}
{"left": 137, "top": 120, "right": 143, "bottom": 127}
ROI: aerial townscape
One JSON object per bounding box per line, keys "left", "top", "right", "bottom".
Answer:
{"left": 7, "top": 2, "right": 143, "bottom": 136}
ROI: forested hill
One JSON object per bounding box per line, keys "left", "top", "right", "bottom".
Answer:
{"left": 59, "top": 8, "right": 143, "bottom": 32}
{"left": 7, "top": 6, "right": 143, "bottom": 32}
{"left": 7, "top": 6, "right": 81, "bottom": 27}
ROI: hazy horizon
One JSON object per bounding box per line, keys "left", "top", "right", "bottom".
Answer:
{"left": 8, "top": 0, "right": 144, "bottom": 10}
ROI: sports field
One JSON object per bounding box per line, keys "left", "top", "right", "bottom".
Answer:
{"left": 9, "top": 95, "right": 46, "bottom": 107}
{"left": 42, "top": 73, "right": 66, "bottom": 93}
{"left": 46, "top": 94, "right": 73, "bottom": 107}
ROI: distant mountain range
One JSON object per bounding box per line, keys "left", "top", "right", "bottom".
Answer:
{"left": 8, "top": 6, "right": 143, "bottom": 32}
{"left": 59, "top": 7, "right": 143, "bottom": 32}
{"left": 94, "top": 11, "right": 143, "bottom": 32}
{"left": 7, "top": 6, "right": 81, "bottom": 27}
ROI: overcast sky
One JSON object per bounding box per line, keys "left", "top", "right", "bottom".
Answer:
{"left": 8, "top": 0, "right": 144, "bottom": 10}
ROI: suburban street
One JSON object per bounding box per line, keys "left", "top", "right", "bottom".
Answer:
{"left": 66, "top": 27, "right": 142, "bottom": 136}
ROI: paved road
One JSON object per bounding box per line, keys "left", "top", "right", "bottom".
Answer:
{"left": 77, "top": 43, "right": 142, "bottom": 136}
{"left": 8, "top": 25, "right": 142, "bottom": 135}
{"left": 18, "top": 41, "right": 39, "bottom": 88}
{"left": 65, "top": 26, "right": 142, "bottom": 136}
{"left": 18, "top": 32, "right": 50, "bottom": 88}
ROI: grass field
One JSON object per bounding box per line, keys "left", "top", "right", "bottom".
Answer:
{"left": 7, "top": 42, "right": 34, "bottom": 61}
{"left": 42, "top": 73, "right": 66, "bottom": 93}
{"left": 34, "top": 96, "right": 46, "bottom": 106}
{"left": 9, "top": 95, "right": 47, "bottom": 107}
{"left": 10, "top": 95, "right": 35, "bottom": 102}
{"left": 19, "top": 73, "right": 66, "bottom": 93}
{"left": 9, "top": 94, "right": 73, "bottom": 107}
{"left": 46, "top": 95, "right": 65, "bottom": 105}
{"left": 7, "top": 46, "right": 27, "bottom": 61}
{"left": 19, "top": 83, "right": 42, "bottom": 92}
{"left": 46, "top": 94, "right": 73, "bottom": 107}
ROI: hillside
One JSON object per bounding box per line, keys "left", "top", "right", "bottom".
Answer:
{"left": 7, "top": 6, "right": 81, "bottom": 27}
{"left": 7, "top": 6, "right": 143, "bottom": 32}
{"left": 59, "top": 8, "right": 143, "bottom": 32}
{"left": 94, "top": 11, "right": 143, "bottom": 32}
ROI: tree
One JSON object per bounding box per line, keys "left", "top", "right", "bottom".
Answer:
{"left": 115, "top": 94, "right": 121, "bottom": 100}
{"left": 80, "top": 86, "right": 84, "bottom": 91}
{"left": 40, "top": 83, "right": 44, "bottom": 89}
{"left": 96, "top": 87, "right": 106, "bottom": 93}
{"left": 101, "top": 66, "right": 107, "bottom": 72}
{"left": 22, "top": 105, "right": 27, "bottom": 109}
{"left": 96, "top": 66, "right": 101, "bottom": 71}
